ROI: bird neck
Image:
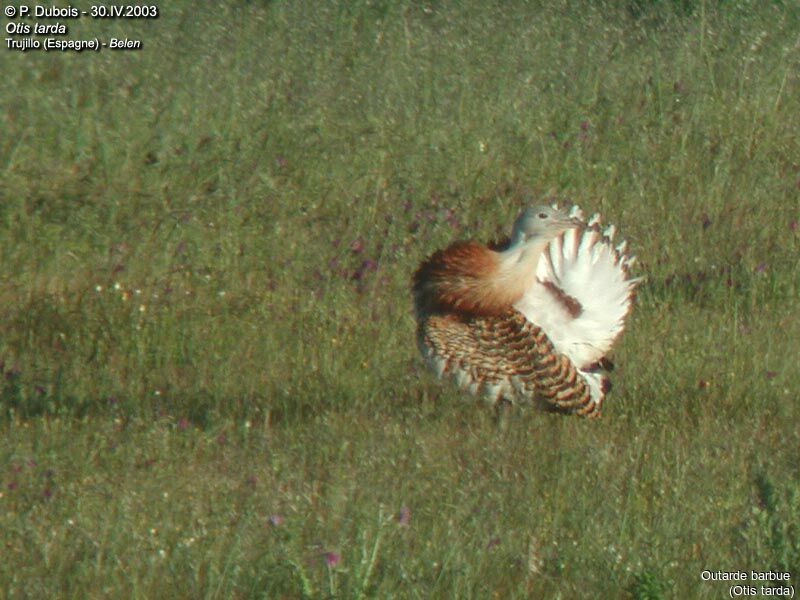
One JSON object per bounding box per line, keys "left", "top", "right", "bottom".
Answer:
{"left": 494, "top": 238, "right": 548, "bottom": 295}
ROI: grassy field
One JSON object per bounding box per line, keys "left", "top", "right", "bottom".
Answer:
{"left": 1, "top": 0, "right": 799, "bottom": 597}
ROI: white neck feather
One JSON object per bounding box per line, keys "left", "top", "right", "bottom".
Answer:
{"left": 496, "top": 238, "right": 550, "bottom": 296}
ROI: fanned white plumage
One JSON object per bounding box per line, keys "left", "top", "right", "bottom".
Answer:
{"left": 514, "top": 205, "right": 639, "bottom": 371}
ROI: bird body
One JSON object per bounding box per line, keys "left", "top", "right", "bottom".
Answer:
{"left": 413, "top": 205, "right": 637, "bottom": 416}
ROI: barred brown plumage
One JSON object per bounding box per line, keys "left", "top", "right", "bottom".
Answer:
{"left": 417, "top": 310, "right": 598, "bottom": 415}
{"left": 413, "top": 204, "right": 638, "bottom": 417}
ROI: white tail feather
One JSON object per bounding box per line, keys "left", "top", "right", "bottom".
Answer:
{"left": 514, "top": 205, "right": 638, "bottom": 370}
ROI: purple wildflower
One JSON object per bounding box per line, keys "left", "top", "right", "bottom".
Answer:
{"left": 397, "top": 506, "right": 411, "bottom": 527}
{"left": 324, "top": 552, "right": 341, "bottom": 568}
{"left": 443, "top": 208, "right": 459, "bottom": 229}
{"left": 5, "top": 364, "right": 20, "bottom": 381}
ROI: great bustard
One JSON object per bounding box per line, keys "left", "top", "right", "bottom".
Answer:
{"left": 413, "top": 205, "right": 638, "bottom": 417}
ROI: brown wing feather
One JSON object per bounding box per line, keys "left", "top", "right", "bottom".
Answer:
{"left": 413, "top": 241, "right": 510, "bottom": 318}
{"left": 417, "top": 309, "right": 600, "bottom": 417}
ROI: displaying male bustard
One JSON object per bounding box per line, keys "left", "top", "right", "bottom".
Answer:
{"left": 413, "top": 205, "right": 638, "bottom": 417}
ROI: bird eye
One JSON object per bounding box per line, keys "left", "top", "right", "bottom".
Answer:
{"left": 538, "top": 212, "right": 548, "bottom": 219}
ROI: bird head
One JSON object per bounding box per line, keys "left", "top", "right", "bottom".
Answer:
{"left": 509, "top": 205, "right": 580, "bottom": 247}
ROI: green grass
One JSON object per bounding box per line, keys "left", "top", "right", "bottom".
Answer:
{"left": 1, "top": 0, "right": 799, "bottom": 597}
